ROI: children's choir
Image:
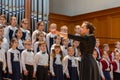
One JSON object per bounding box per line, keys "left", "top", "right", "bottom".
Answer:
{"left": 0, "top": 14, "right": 120, "bottom": 80}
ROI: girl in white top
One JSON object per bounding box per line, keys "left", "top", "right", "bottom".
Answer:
{"left": 61, "top": 38, "right": 69, "bottom": 57}
{"left": 50, "top": 34, "right": 62, "bottom": 53}
{"left": 62, "top": 47, "right": 79, "bottom": 80}
{"left": 50, "top": 44, "right": 64, "bottom": 80}
{"left": 15, "top": 29, "right": 25, "bottom": 52}
{"left": 7, "top": 38, "right": 21, "bottom": 80}
{"left": 72, "top": 40, "right": 80, "bottom": 57}
{"left": 32, "top": 21, "right": 46, "bottom": 44}
{"left": 33, "top": 32, "right": 45, "bottom": 54}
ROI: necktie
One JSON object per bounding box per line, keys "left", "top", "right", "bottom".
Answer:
{"left": 65, "top": 47, "right": 67, "bottom": 49}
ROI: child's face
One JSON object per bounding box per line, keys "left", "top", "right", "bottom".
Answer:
{"left": 74, "top": 25, "right": 80, "bottom": 33}
{"left": 13, "top": 40, "right": 18, "bottom": 47}
{"left": 92, "top": 50, "right": 97, "bottom": 59}
{"left": 55, "top": 37, "right": 61, "bottom": 44}
{"left": 38, "top": 34, "right": 44, "bottom": 41}
{"left": 38, "top": 22, "right": 44, "bottom": 31}
{"left": 115, "top": 42, "right": 120, "bottom": 49}
{"left": 104, "top": 46, "right": 109, "bottom": 52}
{"left": 0, "top": 17, "right": 6, "bottom": 25}
{"left": 60, "top": 27, "right": 68, "bottom": 34}
{"left": 95, "top": 40, "right": 100, "bottom": 47}
{"left": 62, "top": 39, "right": 69, "bottom": 46}
{"left": 55, "top": 47, "right": 61, "bottom": 54}
{"left": 24, "top": 41, "right": 32, "bottom": 49}
{"left": 49, "top": 25, "right": 57, "bottom": 33}
{"left": 16, "top": 30, "right": 23, "bottom": 39}
{"left": 68, "top": 48, "right": 74, "bottom": 56}
{"left": 22, "top": 21, "right": 28, "bottom": 29}
{"left": 73, "top": 41, "right": 80, "bottom": 47}
{"left": 40, "top": 44, "right": 46, "bottom": 52}
{"left": 115, "top": 52, "right": 120, "bottom": 60}
{"left": 11, "top": 17, "right": 17, "bottom": 26}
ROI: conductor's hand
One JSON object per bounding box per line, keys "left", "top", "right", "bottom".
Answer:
{"left": 55, "top": 31, "right": 68, "bottom": 38}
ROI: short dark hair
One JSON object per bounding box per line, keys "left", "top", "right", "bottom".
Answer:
{"left": 38, "top": 41, "right": 46, "bottom": 47}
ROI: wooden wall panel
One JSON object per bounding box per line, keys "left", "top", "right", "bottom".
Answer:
{"left": 49, "top": 7, "right": 120, "bottom": 46}
{"left": 49, "top": 13, "right": 73, "bottom": 33}
{"left": 111, "top": 15, "right": 120, "bottom": 38}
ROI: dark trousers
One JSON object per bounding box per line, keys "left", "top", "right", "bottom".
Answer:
{"left": 103, "top": 71, "right": 111, "bottom": 80}
{"left": 0, "top": 62, "right": 3, "bottom": 80}
{"left": 113, "top": 72, "right": 120, "bottom": 80}
{"left": 10, "top": 62, "right": 21, "bottom": 80}
{"left": 23, "top": 64, "right": 33, "bottom": 80}
{"left": 36, "top": 65, "right": 48, "bottom": 80}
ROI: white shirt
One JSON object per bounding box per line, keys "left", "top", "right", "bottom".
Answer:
{"left": 0, "top": 48, "right": 6, "bottom": 71}
{"left": 95, "top": 47, "right": 101, "bottom": 59}
{"left": 1, "top": 37, "right": 9, "bottom": 52}
{"left": 33, "top": 42, "right": 40, "bottom": 54}
{"left": 20, "top": 28, "right": 31, "bottom": 40}
{"left": 7, "top": 48, "right": 21, "bottom": 73}
{"left": 34, "top": 51, "right": 48, "bottom": 71}
{"left": 4, "top": 25, "right": 18, "bottom": 43}
{"left": 46, "top": 32, "right": 56, "bottom": 52}
{"left": 61, "top": 45, "right": 68, "bottom": 57}
{"left": 18, "top": 39, "right": 24, "bottom": 50}
{"left": 21, "top": 49, "right": 35, "bottom": 71}
{"left": 62, "top": 55, "right": 79, "bottom": 76}
{"left": 74, "top": 48, "right": 79, "bottom": 57}
{"left": 96, "top": 60, "right": 105, "bottom": 79}
{"left": 50, "top": 54, "right": 62, "bottom": 75}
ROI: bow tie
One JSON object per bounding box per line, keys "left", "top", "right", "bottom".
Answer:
{"left": 65, "top": 47, "right": 67, "bottom": 49}
{"left": 42, "top": 52, "right": 46, "bottom": 54}
{"left": 27, "top": 50, "right": 32, "bottom": 52}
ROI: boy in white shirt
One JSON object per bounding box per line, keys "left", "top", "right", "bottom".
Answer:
{"left": 34, "top": 41, "right": 49, "bottom": 80}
